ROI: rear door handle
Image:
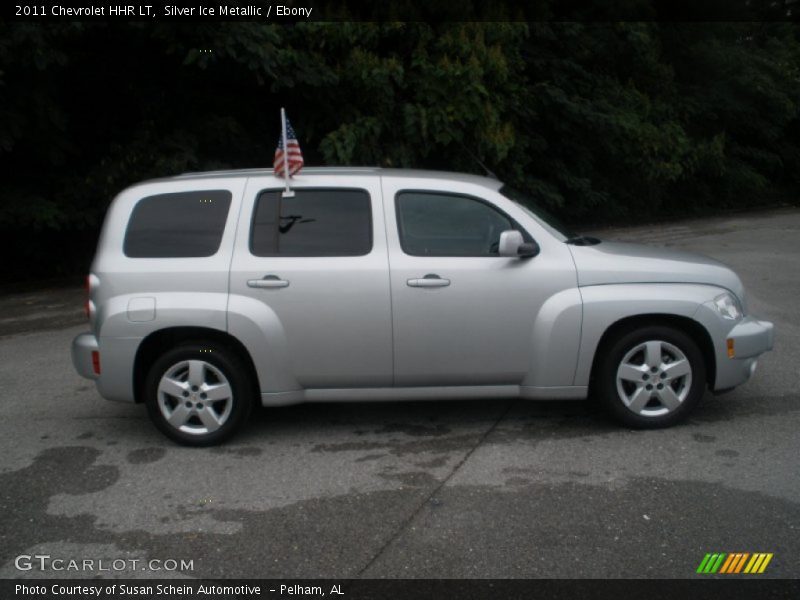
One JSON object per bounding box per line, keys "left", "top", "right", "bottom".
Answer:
{"left": 247, "top": 275, "right": 290, "bottom": 289}
{"left": 407, "top": 274, "right": 450, "bottom": 288}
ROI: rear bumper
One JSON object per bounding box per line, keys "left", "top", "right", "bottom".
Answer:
{"left": 71, "top": 332, "right": 99, "bottom": 380}
{"left": 71, "top": 331, "right": 139, "bottom": 402}
{"left": 714, "top": 316, "right": 774, "bottom": 391}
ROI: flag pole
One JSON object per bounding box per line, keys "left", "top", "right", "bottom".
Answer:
{"left": 280, "top": 107, "right": 294, "bottom": 197}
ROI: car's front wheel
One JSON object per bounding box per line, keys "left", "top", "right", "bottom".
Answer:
{"left": 144, "top": 343, "right": 252, "bottom": 446}
{"left": 596, "top": 326, "right": 706, "bottom": 428}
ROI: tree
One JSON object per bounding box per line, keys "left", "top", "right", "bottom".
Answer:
{"left": 1, "top": 15, "right": 799, "bottom": 282}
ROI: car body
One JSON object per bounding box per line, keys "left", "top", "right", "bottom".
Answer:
{"left": 71, "top": 167, "right": 774, "bottom": 444}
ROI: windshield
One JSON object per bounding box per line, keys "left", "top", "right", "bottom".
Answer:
{"left": 499, "top": 185, "right": 575, "bottom": 241}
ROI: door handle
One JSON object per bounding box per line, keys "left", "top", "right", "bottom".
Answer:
{"left": 247, "top": 275, "right": 290, "bottom": 289}
{"left": 407, "top": 274, "right": 450, "bottom": 288}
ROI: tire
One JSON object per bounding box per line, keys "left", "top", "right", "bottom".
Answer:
{"left": 595, "top": 326, "right": 706, "bottom": 429}
{"left": 144, "top": 342, "right": 253, "bottom": 446}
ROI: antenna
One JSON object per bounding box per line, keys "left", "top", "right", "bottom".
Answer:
{"left": 460, "top": 143, "right": 498, "bottom": 179}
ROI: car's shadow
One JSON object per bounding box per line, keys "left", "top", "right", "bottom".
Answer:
{"left": 89, "top": 390, "right": 780, "bottom": 449}
{"left": 233, "top": 389, "right": 788, "bottom": 445}
{"left": 235, "top": 397, "right": 619, "bottom": 444}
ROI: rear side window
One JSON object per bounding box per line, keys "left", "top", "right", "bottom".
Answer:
{"left": 124, "top": 190, "right": 232, "bottom": 258}
{"left": 250, "top": 188, "right": 372, "bottom": 257}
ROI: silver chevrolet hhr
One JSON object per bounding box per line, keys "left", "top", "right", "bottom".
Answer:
{"left": 72, "top": 168, "right": 774, "bottom": 445}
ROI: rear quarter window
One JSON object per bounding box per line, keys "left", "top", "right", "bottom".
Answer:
{"left": 123, "top": 190, "right": 232, "bottom": 258}
{"left": 250, "top": 188, "right": 372, "bottom": 257}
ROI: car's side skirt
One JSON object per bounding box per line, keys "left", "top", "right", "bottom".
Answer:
{"left": 260, "top": 385, "right": 588, "bottom": 406}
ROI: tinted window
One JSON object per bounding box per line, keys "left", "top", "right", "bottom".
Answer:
{"left": 396, "top": 191, "right": 513, "bottom": 256}
{"left": 250, "top": 189, "right": 372, "bottom": 257}
{"left": 124, "top": 190, "right": 232, "bottom": 258}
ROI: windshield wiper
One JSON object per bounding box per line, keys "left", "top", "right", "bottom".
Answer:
{"left": 565, "top": 235, "right": 601, "bottom": 246}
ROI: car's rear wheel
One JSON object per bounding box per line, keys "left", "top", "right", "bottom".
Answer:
{"left": 144, "top": 343, "right": 252, "bottom": 446}
{"left": 596, "top": 326, "right": 706, "bottom": 428}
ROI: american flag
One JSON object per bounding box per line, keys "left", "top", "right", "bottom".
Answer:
{"left": 273, "top": 118, "right": 304, "bottom": 177}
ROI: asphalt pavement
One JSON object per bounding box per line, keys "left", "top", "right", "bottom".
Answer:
{"left": 1, "top": 208, "right": 798, "bottom": 579}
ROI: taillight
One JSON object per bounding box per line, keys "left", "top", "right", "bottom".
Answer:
{"left": 91, "top": 351, "right": 101, "bottom": 375}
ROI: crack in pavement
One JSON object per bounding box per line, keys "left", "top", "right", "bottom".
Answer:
{"left": 355, "top": 399, "right": 517, "bottom": 577}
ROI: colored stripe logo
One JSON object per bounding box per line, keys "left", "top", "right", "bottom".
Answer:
{"left": 696, "top": 553, "right": 773, "bottom": 574}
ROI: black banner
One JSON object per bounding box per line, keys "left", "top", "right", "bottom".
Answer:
{"left": 8, "top": 0, "right": 800, "bottom": 22}
{"left": 3, "top": 579, "right": 799, "bottom": 600}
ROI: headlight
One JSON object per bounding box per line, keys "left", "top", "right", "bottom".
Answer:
{"left": 713, "top": 292, "right": 743, "bottom": 321}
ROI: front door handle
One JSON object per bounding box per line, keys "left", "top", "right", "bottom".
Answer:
{"left": 247, "top": 275, "right": 290, "bottom": 289}
{"left": 407, "top": 274, "right": 450, "bottom": 288}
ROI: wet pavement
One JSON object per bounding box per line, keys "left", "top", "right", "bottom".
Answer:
{"left": 1, "top": 208, "right": 798, "bottom": 579}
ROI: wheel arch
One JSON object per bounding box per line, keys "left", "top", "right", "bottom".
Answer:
{"left": 589, "top": 314, "right": 716, "bottom": 393}
{"left": 133, "top": 326, "right": 259, "bottom": 404}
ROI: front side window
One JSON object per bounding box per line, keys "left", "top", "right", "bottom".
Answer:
{"left": 123, "top": 190, "right": 232, "bottom": 258}
{"left": 396, "top": 191, "right": 514, "bottom": 257}
{"left": 250, "top": 188, "right": 372, "bottom": 257}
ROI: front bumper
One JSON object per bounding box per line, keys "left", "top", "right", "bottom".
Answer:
{"left": 714, "top": 316, "right": 774, "bottom": 391}
{"left": 71, "top": 332, "right": 99, "bottom": 380}
{"left": 728, "top": 317, "right": 774, "bottom": 358}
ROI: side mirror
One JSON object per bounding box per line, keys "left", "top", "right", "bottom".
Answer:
{"left": 498, "top": 230, "right": 539, "bottom": 258}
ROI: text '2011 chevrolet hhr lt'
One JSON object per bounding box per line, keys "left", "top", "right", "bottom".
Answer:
{"left": 72, "top": 168, "right": 774, "bottom": 445}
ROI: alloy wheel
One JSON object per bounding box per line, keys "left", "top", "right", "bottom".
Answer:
{"left": 157, "top": 360, "right": 234, "bottom": 435}
{"left": 615, "top": 340, "right": 693, "bottom": 417}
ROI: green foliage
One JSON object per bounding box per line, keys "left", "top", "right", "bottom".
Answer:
{"left": 1, "top": 15, "right": 799, "bottom": 280}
